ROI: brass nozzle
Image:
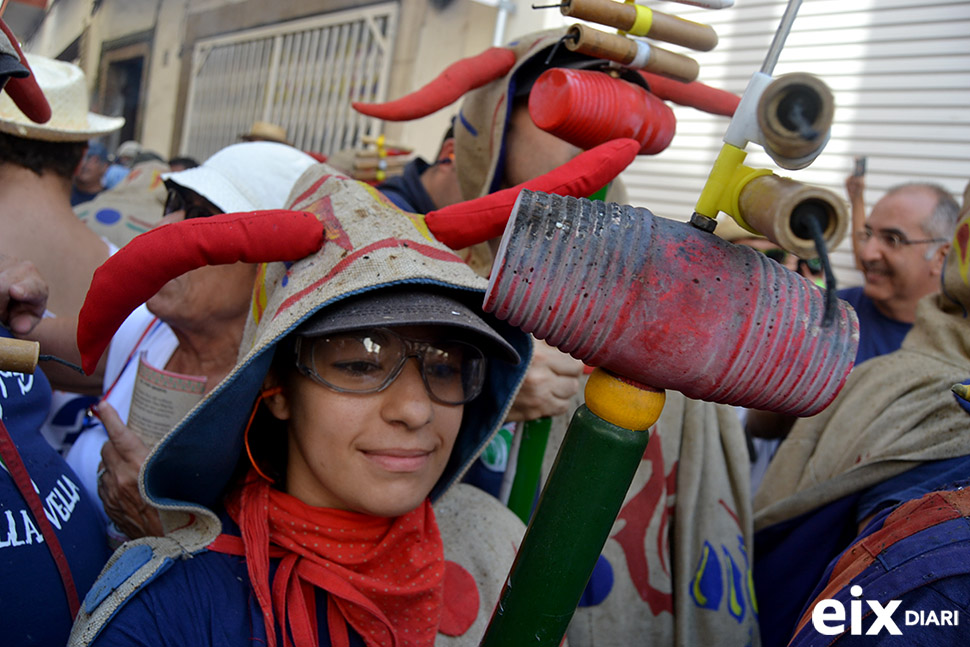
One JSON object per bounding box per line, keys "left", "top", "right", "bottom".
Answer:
{"left": 738, "top": 175, "right": 848, "bottom": 257}
{"left": 757, "top": 73, "right": 834, "bottom": 170}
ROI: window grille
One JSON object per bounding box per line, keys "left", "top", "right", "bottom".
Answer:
{"left": 181, "top": 2, "right": 398, "bottom": 161}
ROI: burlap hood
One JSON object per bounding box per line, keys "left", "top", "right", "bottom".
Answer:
{"left": 140, "top": 164, "right": 532, "bottom": 525}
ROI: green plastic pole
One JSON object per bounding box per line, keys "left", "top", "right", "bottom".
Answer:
{"left": 479, "top": 405, "right": 650, "bottom": 647}
{"left": 506, "top": 417, "right": 553, "bottom": 524}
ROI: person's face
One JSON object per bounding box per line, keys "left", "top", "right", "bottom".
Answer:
{"left": 500, "top": 102, "right": 582, "bottom": 190}
{"left": 267, "top": 325, "right": 465, "bottom": 517}
{"left": 857, "top": 187, "right": 948, "bottom": 312}
{"left": 147, "top": 262, "right": 256, "bottom": 329}
{"left": 147, "top": 187, "right": 255, "bottom": 328}
{"left": 76, "top": 151, "right": 108, "bottom": 184}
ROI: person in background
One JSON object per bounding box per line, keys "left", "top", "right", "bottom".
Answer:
{"left": 0, "top": 54, "right": 124, "bottom": 454}
{"left": 102, "top": 139, "right": 141, "bottom": 189}
{"left": 75, "top": 158, "right": 171, "bottom": 248}
{"left": 71, "top": 139, "right": 111, "bottom": 206}
{"left": 378, "top": 119, "right": 463, "bottom": 215}
{"left": 167, "top": 155, "right": 199, "bottom": 172}
{"left": 842, "top": 180, "right": 959, "bottom": 364}
{"left": 69, "top": 165, "right": 531, "bottom": 647}
{"left": 0, "top": 16, "right": 111, "bottom": 645}
{"left": 746, "top": 181, "right": 962, "bottom": 449}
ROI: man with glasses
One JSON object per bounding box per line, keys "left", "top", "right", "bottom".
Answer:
{"left": 841, "top": 182, "right": 959, "bottom": 364}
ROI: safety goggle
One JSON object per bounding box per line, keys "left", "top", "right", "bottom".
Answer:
{"left": 294, "top": 327, "right": 486, "bottom": 405}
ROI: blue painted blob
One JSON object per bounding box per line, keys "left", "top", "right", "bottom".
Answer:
{"left": 95, "top": 208, "right": 122, "bottom": 225}
{"left": 578, "top": 555, "right": 614, "bottom": 607}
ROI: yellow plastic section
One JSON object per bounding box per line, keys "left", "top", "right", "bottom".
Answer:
{"left": 584, "top": 368, "right": 665, "bottom": 431}
{"left": 693, "top": 143, "right": 773, "bottom": 231}
{"left": 629, "top": 4, "right": 654, "bottom": 37}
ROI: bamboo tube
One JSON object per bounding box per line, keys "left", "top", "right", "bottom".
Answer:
{"left": 561, "top": 0, "right": 718, "bottom": 51}
{"left": 0, "top": 337, "right": 39, "bottom": 374}
{"left": 564, "top": 24, "right": 699, "bottom": 83}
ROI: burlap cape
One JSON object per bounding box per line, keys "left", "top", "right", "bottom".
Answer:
{"left": 541, "top": 387, "right": 758, "bottom": 647}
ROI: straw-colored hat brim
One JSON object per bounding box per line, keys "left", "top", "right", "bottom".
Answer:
{"left": 0, "top": 53, "right": 123, "bottom": 142}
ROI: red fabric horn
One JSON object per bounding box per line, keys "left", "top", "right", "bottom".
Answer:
{"left": 639, "top": 71, "right": 740, "bottom": 118}
{"left": 352, "top": 47, "right": 516, "bottom": 121}
{"left": 0, "top": 19, "right": 51, "bottom": 124}
{"left": 425, "top": 138, "right": 639, "bottom": 250}
{"left": 77, "top": 210, "right": 326, "bottom": 375}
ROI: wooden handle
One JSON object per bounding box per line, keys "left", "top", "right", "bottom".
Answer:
{"left": 563, "top": 0, "right": 717, "bottom": 52}
{"left": 565, "top": 24, "right": 699, "bottom": 82}
{"left": 562, "top": 0, "right": 637, "bottom": 32}
{"left": 565, "top": 23, "right": 639, "bottom": 64}
{"left": 0, "top": 337, "right": 39, "bottom": 374}
{"left": 757, "top": 73, "right": 834, "bottom": 165}
{"left": 643, "top": 42, "right": 700, "bottom": 82}
{"left": 647, "top": 10, "right": 718, "bottom": 52}
{"left": 738, "top": 175, "right": 848, "bottom": 257}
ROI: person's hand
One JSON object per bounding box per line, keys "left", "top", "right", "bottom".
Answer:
{"left": 0, "top": 256, "right": 48, "bottom": 335}
{"left": 97, "top": 402, "right": 164, "bottom": 539}
{"left": 845, "top": 174, "right": 865, "bottom": 205}
{"left": 506, "top": 340, "right": 584, "bottom": 422}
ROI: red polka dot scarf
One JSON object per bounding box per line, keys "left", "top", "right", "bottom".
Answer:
{"left": 210, "top": 470, "right": 445, "bottom": 647}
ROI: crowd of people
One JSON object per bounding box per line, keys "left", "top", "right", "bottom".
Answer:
{"left": 0, "top": 11, "right": 968, "bottom": 647}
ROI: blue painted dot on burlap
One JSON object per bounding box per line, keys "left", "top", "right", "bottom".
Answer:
{"left": 95, "top": 208, "right": 122, "bottom": 225}
{"left": 577, "top": 555, "right": 614, "bottom": 607}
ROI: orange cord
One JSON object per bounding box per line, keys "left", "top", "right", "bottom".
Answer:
{"left": 244, "top": 386, "right": 283, "bottom": 484}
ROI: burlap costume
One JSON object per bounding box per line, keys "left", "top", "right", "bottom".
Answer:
{"left": 75, "top": 160, "right": 169, "bottom": 248}
{"left": 539, "top": 389, "right": 756, "bottom": 647}
{"left": 69, "top": 165, "right": 534, "bottom": 646}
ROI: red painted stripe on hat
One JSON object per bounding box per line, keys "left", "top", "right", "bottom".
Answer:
{"left": 274, "top": 238, "right": 465, "bottom": 318}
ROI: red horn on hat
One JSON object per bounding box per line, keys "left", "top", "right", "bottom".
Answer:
{"left": 639, "top": 71, "right": 740, "bottom": 118}
{"left": 425, "top": 138, "right": 639, "bottom": 250}
{"left": 77, "top": 210, "right": 326, "bottom": 375}
{"left": 0, "top": 19, "right": 51, "bottom": 123}
{"left": 352, "top": 47, "right": 516, "bottom": 121}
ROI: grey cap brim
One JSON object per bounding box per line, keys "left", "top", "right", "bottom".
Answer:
{"left": 296, "top": 288, "right": 520, "bottom": 364}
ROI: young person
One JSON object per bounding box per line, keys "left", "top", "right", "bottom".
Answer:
{"left": 69, "top": 165, "right": 531, "bottom": 647}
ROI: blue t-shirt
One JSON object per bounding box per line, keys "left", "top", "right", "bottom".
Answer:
{"left": 93, "top": 515, "right": 365, "bottom": 647}
{"left": 0, "top": 328, "right": 111, "bottom": 645}
{"left": 838, "top": 286, "right": 911, "bottom": 365}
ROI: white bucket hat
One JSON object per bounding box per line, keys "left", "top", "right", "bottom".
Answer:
{"left": 163, "top": 141, "right": 317, "bottom": 213}
{"left": 0, "top": 53, "right": 123, "bottom": 141}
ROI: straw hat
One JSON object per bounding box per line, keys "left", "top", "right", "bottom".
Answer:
{"left": 0, "top": 53, "right": 123, "bottom": 141}
{"left": 240, "top": 120, "right": 289, "bottom": 144}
